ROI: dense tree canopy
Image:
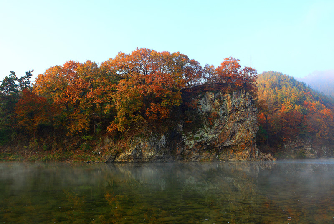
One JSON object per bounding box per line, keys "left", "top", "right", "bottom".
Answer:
{"left": 0, "top": 71, "right": 33, "bottom": 143}
{"left": 4, "top": 49, "right": 333, "bottom": 158}
{"left": 100, "top": 48, "right": 204, "bottom": 134}
{"left": 25, "top": 48, "right": 257, "bottom": 139}
{"left": 257, "top": 71, "right": 334, "bottom": 148}
{"left": 34, "top": 60, "right": 100, "bottom": 135}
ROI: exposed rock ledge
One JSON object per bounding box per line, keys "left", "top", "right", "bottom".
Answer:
{"left": 278, "top": 137, "right": 334, "bottom": 159}
{"left": 104, "top": 87, "right": 275, "bottom": 162}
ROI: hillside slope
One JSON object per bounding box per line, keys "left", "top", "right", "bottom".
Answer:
{"left": 257, "top": 71, "right": 334, "bottom": 157}
{"left": 1, "top": 48, "right": 265, "bottom": 162}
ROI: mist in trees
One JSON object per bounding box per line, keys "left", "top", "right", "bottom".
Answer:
{"left": 257, "top": 71, "right": 334, "bottom": 151}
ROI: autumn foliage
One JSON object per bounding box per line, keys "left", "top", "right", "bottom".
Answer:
{"left": 8, "top": 48, "right": 255, "bottom": 141}
{"left": 15, "top": 89, "right": 59, "bottom": 135}
{"left": 205, "top": 57, "right": 257, "bottom": 94}
{"left": 100, "top": 48, "right": 204, "bottom": 134}
{"left": 4, "top": 48, "right": 333, "bottom": 157}
{"left": 257, "top": 71, "right": 334, "bottom": 147}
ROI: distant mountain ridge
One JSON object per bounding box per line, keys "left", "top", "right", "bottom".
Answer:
{"left": 298, "top": 70, "right": 334, "bottom": 98}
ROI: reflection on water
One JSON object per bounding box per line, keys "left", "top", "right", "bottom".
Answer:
{"left": 1, "top": 160, "right": 334, "bottom": 223}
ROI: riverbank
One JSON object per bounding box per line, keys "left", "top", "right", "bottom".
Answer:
{"left": 3, "top": 146, "right": 334, "bottom": 163}
{"left": 0, "top": 147, "right": 105, "bottom": 163}
{"left": 0, "top": 145, "right": 276, "bottom": 163}
{"left": 2, "top": 137, "right": 334, "bottom": 163}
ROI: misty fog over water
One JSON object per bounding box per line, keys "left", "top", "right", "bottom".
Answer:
{"left": 1, "top": 160, "right": 334, "bottom": 223}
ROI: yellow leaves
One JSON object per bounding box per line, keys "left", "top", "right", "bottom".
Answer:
{"left": 67, "top": 111, "right": 90, "bottom": 134}
{"left": 29, "top": 48, "right": 261, "bottom": 138}
{"left": 257, "top": 71, "right": 334, "bottom": 144}
{"left": 34, "top": 60, "right": 103, "bottom": 135}
{"left": 100, "top": 48, "right": 203, "bottom": 135}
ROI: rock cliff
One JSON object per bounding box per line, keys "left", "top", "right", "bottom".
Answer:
{"left": 276, "top": 137, "right": 334, "bottom": 159}
{"left": 106, "top": 86, "right": 273, "bottom": 162}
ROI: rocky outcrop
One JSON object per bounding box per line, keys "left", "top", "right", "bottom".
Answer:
{"left": 105, "top": 87, "right": 273, "bottom": 162}
{"left": 181, "top": 90, "right": 258, "bottom": 158}
{"left": 278, "top": 137, "right": 334, "bottom": 159}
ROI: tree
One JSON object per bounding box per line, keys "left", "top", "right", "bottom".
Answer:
{"left": 34, "top": 61, "right": 104, "bottom": 135}
{"left": 101, "top": 48, "right": 204, "bottom": 134}
{"left": 0, "top": 71, "right": 33, "bottom": 143}
{"left": 205, "top": 57, "right": 257, "bottom": 95}
{"left": 15, "top": 89, "right": 59, "bottom": 136}
{"left": 257, "top": 71, "right": 334, "bottom": 148}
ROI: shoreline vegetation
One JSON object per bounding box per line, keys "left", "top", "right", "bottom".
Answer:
{"left": 1, "top": 48, "right": 333, "bottom": 162}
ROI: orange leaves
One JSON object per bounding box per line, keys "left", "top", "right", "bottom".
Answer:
{"left": 279, "top": 109, "right": 304, "bottom": 141}
{"left": 101, "top": 48, "right": 203, "bottom": 134}
{"left": 303, "top": 100, "right": 334, "bottom": 139}
{"left": 145, "top": 103, "right": 170, "bottom": 120}
{"left": 28, "top": 48, "right": 261, "bottom": 138}
{"left": 15, "top": 89, "right": 59, "bottom": 134}
{"left": 34, "top": 60, "right": 101, "bottom": 135}
{"left": 34, "top": 61, "right": 81, "bottom": 105}
{"left": 257, "top": 71, "right": 334, "bottom": 146}
{"left": 205, "top": 57, "right": 257, "bottom": 94}
{"left": 217, "top": 57, "right": 241, "bottom": 77}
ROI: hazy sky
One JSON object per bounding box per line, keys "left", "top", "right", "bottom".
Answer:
{"left": 1, "top": 0, "right": 333, "bottom": 80}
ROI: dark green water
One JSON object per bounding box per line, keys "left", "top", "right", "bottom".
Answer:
{"left": 1, "top": 160, "right": 334, "bottom": 223}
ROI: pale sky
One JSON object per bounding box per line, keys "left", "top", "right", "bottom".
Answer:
{"left": 1, "top": 0, "right": 333, "bottom": 81}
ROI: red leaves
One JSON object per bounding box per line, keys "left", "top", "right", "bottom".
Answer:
{"left": 34, "top": 60, "right": 100, "bottom": 135}
{"left": 28, "top": 48, "right": 259, "bottom": 137}
{"left": 103, "top": 48, "right": 198, "bottom": 134}
{"left": 303, "top": 100, "right": 334, "bottom": 139}
{"left": 15, "top": 89, "right": 59, "bottom": 134}
{"left": 257, "top": 72, "right": 334, "bottom": 145}
{"left": 205, "top": 57, "right": 257, "bottom": 94}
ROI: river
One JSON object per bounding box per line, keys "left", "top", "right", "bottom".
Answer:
{"left": 1, "top": 160, "right": 334, "bottom": 223}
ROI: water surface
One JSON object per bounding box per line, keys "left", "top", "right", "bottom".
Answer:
{"left": 1, "top": 160, "right": 334, "bottom": 223}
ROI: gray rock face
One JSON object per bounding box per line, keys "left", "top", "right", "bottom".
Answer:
{"left": 279, "top": 137, "right": 334, "bottom": 159}
{"left": 109, "top": 89, "right": 263, "bottom": 162}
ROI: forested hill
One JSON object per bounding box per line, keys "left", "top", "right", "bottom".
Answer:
{"left": 0, "top": 48, "right": 260, "bottom": 162}
{"left": 257, "top": 71, "right": 334, "bottom": 150}
{"left": 298, "top": 70, "right": 334, "bottom": 99}
{"left": 1, "top": 50, "right": 333, "bottom": 161}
